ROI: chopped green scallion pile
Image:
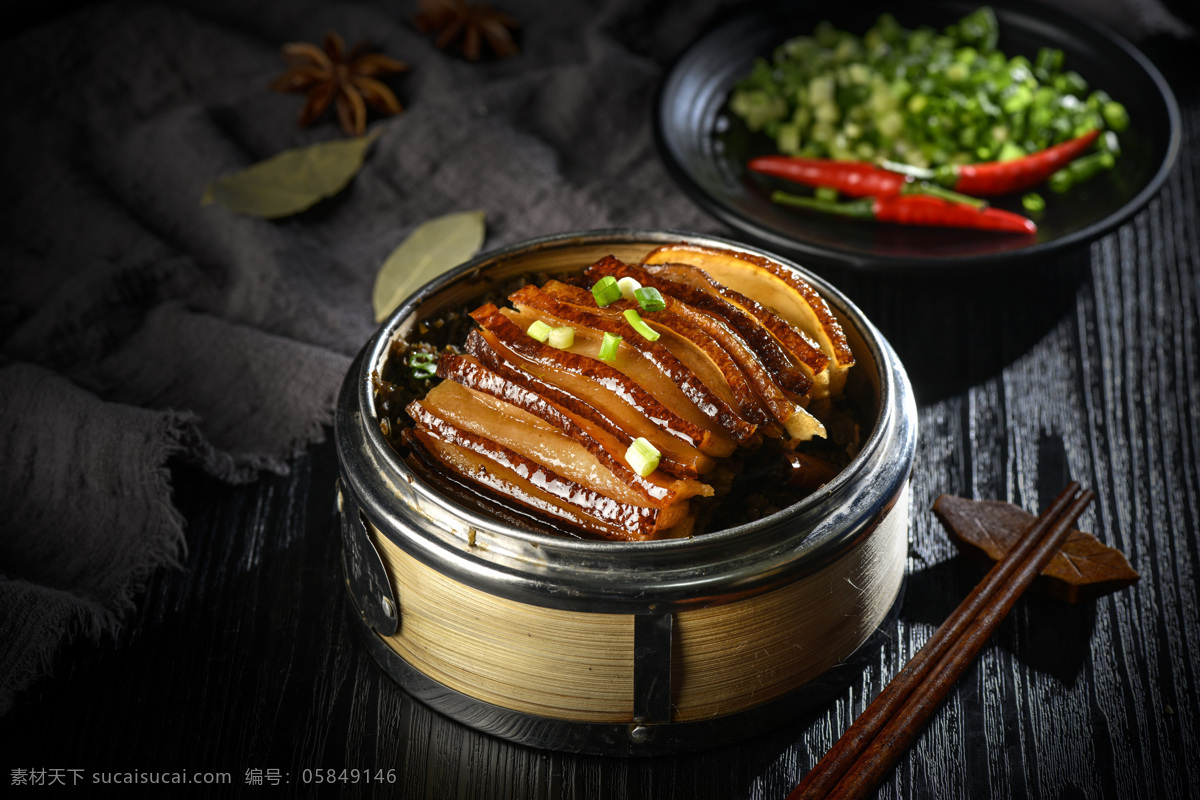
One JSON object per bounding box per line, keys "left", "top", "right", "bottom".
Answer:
{"left": 729, "top": 7, "right": 1127, "bottom": 173}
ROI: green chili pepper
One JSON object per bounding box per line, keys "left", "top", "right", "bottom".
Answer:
{"left": 408, "top": 351, "right": 437, "bottom": 380}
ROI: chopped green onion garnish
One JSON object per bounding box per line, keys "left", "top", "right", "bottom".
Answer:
{"left": 1048, "top": 166, "right": 1073, "bottom": 194}
{"left": 1021, "top": 192, "right": 1046, "bottom": 213}
{"left": 591, "top": 276, "right": 621, "bottom": 307}
{"left": 526, "top": 320, "right": 552, "bottom": 342}
{"left": 625, "top": 437, "right": 661, "bottom": 477}
{"left": 548, "top": 326, "right": 574, "bottom": 350}
{"left": 623, "top": 309, "right": 660, "bottom": 341}
{"left": 1066, "top": 150, "right": 1115, "bottom": 184}
{"left": 1102, "top": 101, "right": 1129, "bottom": 132}
{"left": 408, "top": 351, "right": 437, "bottom": 380}
{"left": 617, "top": 276, "right": 642, "bottom": 302}
{"left": 598, "top": 331, "right": 622, "bottom": 361}
{"left": 997, "top": 140, "right": 1026, "bottom": 162}
{"left": 727, "top": 8, "right": 1128, "bottom": 198}
{"left": 634, "top": 286, "right": 666, "bottom": 312}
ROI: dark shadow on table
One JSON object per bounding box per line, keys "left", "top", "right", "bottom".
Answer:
{"left": 812, "top": 246, "right": 1094, "bottom": 405}
{"left": 902, "top": 429, "right": 1096, "bottom": 688}
{"left": 901, "top": 554, "right": 1097, "bottom": 689}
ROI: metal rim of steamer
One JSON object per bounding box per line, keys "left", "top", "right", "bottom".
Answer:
{"left": 334, "top": 229, "right": 918, "bottom": 754}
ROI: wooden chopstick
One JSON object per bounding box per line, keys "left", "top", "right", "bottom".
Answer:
{"left": 789, "top": 482, "right": 1094, "bottom": 800}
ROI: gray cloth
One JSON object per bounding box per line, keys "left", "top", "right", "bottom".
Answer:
{"left": 0, "top": 0, "right": 1187, "bottom": 714}
{"left": 0, "top": 0, "right": 725, "bottom": 714}
{"left": 0, "top": 364, "right": 192, "bottom": 704}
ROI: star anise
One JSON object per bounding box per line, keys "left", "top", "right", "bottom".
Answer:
{"left": 270, "top": 32, "right": 409, "bottom": 137}
{"left": 414, "top": 0, "right": 520, "bottom": 61}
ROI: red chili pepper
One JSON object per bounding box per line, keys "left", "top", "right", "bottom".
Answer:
{"left": 748, "top": 155, "right": 907, "bottom": 198}
{"left": 946, "top": 128, "right": 1101, "bottom": 196}
{"left": 751, "top": 129, "right": 1101, "bottom": 199}
{"left": 771, "top": 190, "right": 1037, "bottom": 234}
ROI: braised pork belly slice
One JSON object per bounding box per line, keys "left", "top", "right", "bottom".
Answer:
{"left": 406, "top": 404, "right": 692, "bottom": 541}
{"left": 466, "top": 309, "right": 724, "bottom": 476}
{"left": 642, "top": 262, "right": 834, "bottom": 399}
{"left": 415, "top": 381, "right": 654, "bottom": 508}
{"left": 536, "top": 280, "right": 776, "bottom": 430}
{"left": 582, "top": 257, "right": 816, "bottom": 397}
{"left": 643, "top": 244, "right": 854, "bottom": 399}
{"left": 433, "top": 353, "right": 712, "bottom": 507}
{"left": 537, "top": 281, "right": 826, "bottom": 442}
{"left": 402, "top": 427, "right": 593, "bottom": 539}
{"left": 501, "top": 304, "right": 757, "bottom": 448}
{"left": 463, "top": 330, "right": 717, "bottom": 480}
{"left": 507, "top": 284, "right": 760, "bottom": 446}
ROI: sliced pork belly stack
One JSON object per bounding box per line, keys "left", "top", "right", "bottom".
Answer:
{"left": 533, "top": 280, "right": 826, "bottom": 442}
{"left": 506, "top": 284, "right": 761, "bottom": 446}
{"left": 467, "top": 304, "right": 724, "bottom": 476}
{"left": 433, "top": 353, "right": 712, "bottom": 507}
{"left": 581, "top": 256, "right": 821, "bottom": 398}
{"left": 398, "top": 246, "right": 855, "bottom": 541}
{"left": 403, "top": 350, "right": 711, "bottom": 541}
{"left": 642, "top": 244, "right": 855, "bottom": 399}
{"left": 404, "top": 412, "right": 691, "bottom": 540}
{"left": 401, "top": 426, "right": 592, "bottom": 539}
{"left": 532, "top": 281, "right": 774, "bottom": 429}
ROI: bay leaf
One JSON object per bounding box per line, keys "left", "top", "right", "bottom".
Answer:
{"left": 372, "top": 210, "right": 486, "bottom": 322}
{"left": 201, "top": 130, "right": 381, "bottom": 218}
{"left": 932, "top": 494, "right": 1139, "bottom": 603}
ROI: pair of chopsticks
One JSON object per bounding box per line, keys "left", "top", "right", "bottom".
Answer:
{"left": 789, "top": 481, "right": 1094, "bottom": 800}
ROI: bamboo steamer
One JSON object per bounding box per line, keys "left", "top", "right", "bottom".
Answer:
{"left": 334, "top": 230, "right": 917, "bottom": 755}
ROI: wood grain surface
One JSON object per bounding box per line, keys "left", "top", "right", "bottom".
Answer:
{"left": 3, "top": 22, "right": 1198, "bottom": 800}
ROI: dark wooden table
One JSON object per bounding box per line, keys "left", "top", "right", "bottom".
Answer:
{"left": 4, "top": 12, "right": 1199, "bottom": 800}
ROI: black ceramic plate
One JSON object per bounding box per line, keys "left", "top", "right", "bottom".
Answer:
{"left": 655, "top": 1, "right": 1181, "bottom": 270}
